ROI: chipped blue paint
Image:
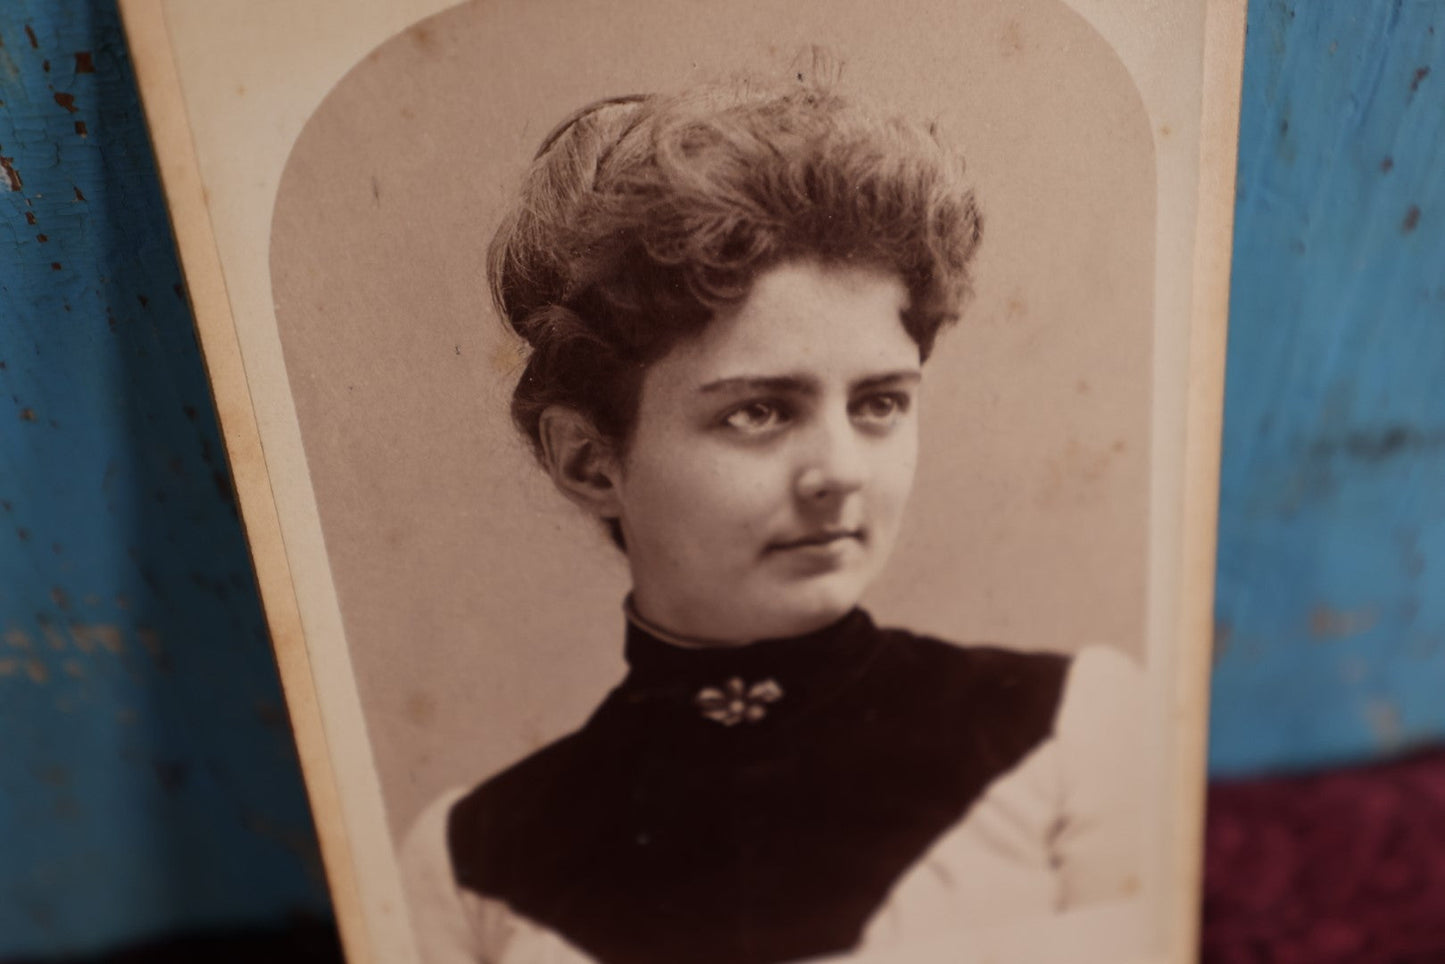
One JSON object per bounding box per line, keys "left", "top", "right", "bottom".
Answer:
{"left": 0, "top": 1, "right": 328, "bottom": 957}
{"left": 1211, "top": 0, "right": 1445, "bottom": 775}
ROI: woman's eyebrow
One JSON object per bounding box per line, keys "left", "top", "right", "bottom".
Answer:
{"left": 696, "top": 375, "right": 818, "bottom": 396}
{"left": 851, "top": 370, "right": 923, "bottom": 392}
{"left": 697, "top": 370, "right": 922, "bottom": 396}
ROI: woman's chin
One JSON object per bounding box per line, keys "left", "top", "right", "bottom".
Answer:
{"left": 747, "top": 579, "right": 867, "bottom": 639}
{"left": 636, "top": 566, "right": 877, "bottom": 645}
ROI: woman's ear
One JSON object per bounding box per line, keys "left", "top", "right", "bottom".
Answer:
{"left": 537, "top": 406, "right": 624, "bottom": 519}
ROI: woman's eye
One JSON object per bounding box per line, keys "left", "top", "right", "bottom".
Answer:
{"left": 722, "top": 401, "right": 788, "bottom": 433}
{"left": 851, "top": 392, "right": 910, "bottom": 427}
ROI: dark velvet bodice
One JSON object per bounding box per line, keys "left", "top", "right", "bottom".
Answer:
{"left": 448, "top": 610, "right": 1068, "bottom": 964}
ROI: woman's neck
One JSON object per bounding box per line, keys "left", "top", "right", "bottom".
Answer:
{"left": 623, "top": 596, "right": 743, "bottom": 650}
{"left": 622, "top": 594, "right": 854, "bottom": 650}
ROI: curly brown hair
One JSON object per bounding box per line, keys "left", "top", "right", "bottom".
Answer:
{"left": 489, "top": 76, "right": 983, "bottom": 459}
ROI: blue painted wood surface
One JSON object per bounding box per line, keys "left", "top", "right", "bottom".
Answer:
{"left": 1211, "top": 0, "right": 1445, "bottom": 776}
{"left": 1, "top": 0, "right": 1443, "bottom": 957}
{"left": 0, "top": 2, "right": 328, "bottom": 957}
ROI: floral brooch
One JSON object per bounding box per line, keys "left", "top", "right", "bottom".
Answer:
{"left": 694, "top": 677, "right": 784, "bottom": 726}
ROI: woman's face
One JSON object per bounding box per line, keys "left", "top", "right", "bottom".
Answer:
{"left": 609, "top": 259, "right": 921, "bottom": 644}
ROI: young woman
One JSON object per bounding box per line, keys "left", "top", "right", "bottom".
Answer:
{"left": 401, "top": 76, "right": 1142, "bottom": 964}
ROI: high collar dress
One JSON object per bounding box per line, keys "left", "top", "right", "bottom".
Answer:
{"left": 400, "top": 609, "right": 1144, "bottom": 964}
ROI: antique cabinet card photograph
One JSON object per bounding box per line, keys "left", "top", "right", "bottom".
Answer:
{"left": 119, "top": 1, "right": 1245, "bottom": 961}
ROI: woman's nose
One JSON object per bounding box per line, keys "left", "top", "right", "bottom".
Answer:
{"left": 794, "top": 416, "right": 868, "bottom": 503}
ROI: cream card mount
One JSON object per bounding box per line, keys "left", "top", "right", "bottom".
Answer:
{"left": 119, "top": 1, "right": 1245, "bottom": 961}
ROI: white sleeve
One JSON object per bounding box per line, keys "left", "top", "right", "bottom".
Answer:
{"left": 1050, "top": 645, "right": 1146, "bottom": 908}
{"left": 861, "top": 647, "right": 1146, "bottom": 950}
{"left": 398, "top": 789, "right": 599, "bottom": 964}
{"left": 398, "top": 788, "right": 491, "bottom": 964}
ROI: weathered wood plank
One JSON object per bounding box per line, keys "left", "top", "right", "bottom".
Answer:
{"left": 1212, "top": 0, "right": 1445, "bottom": 774}
{"left": 0, "top": 1, "right": 328, "bottom": 956}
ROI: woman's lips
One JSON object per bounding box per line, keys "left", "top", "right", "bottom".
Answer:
{"left": 768, "top": 531, "right": 863, "bottom": 575}
{"left": 768, "top": 529, "right": 864, "bottom": 552}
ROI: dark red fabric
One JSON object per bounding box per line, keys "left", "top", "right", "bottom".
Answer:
{"left": 1203, "top": 747, "right": 1445, "bottom": 964}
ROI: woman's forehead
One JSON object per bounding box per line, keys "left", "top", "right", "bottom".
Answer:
{"left": 658, "top": 260, "right": 918, "bottom": 388}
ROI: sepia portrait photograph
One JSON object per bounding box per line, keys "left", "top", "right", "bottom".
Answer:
{"left": 121, "top": 0, "right": 1245, "bottom": 961}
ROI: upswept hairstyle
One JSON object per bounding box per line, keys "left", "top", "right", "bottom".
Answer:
{"left": 488, "top": 75, "right": 983, "bottom": 459}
